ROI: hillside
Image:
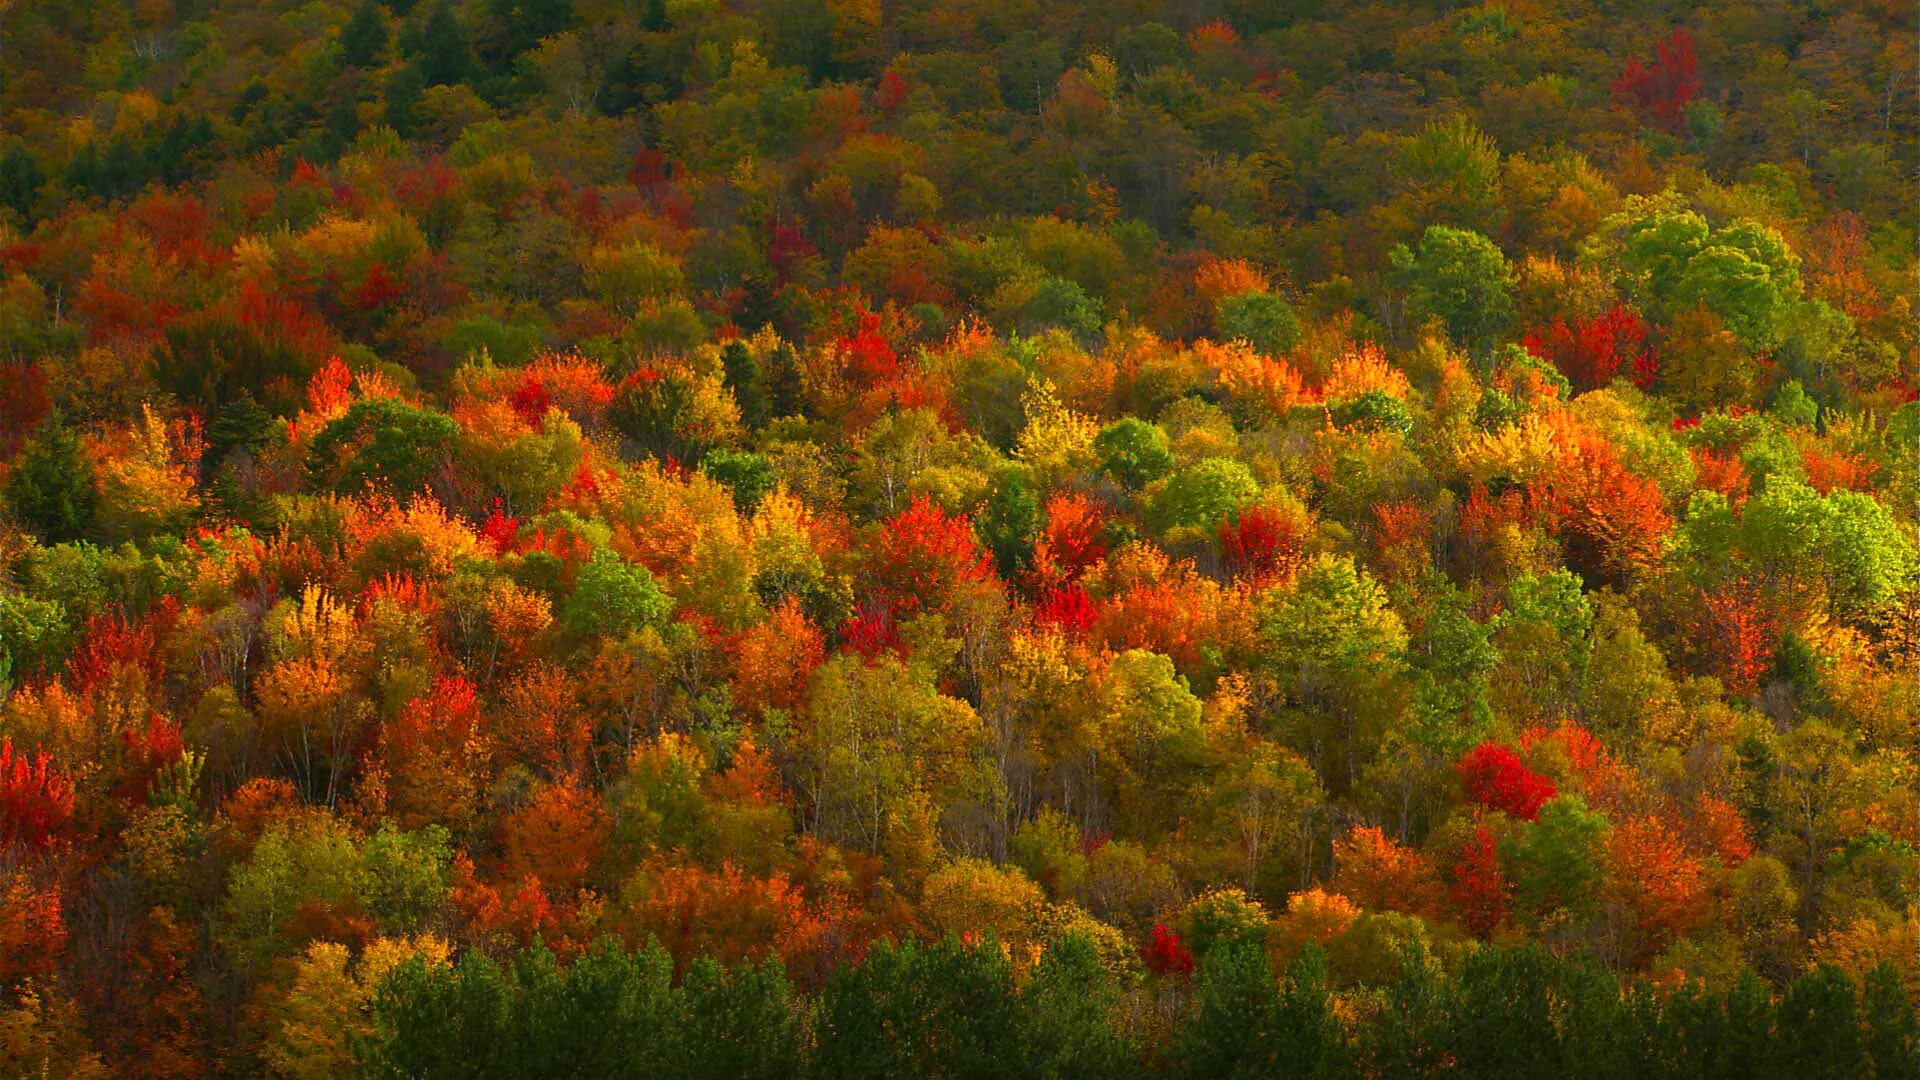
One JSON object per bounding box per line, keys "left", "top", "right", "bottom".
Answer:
{"left": 0, "top": 0, "right": 1914, "bottom": 1075}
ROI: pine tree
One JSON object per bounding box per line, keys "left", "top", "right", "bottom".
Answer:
{"left": 5, "top": 417, "right": 95, "bottom": 543}
{"left": 339, "top": 0, "right": 389, "bottom": 69}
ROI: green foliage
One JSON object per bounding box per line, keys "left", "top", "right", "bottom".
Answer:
{"left": 1152, "top": 458, "right": 1259, "bottom": 533}
{"left": 6, "top": 419, "right": 96, "bottom": 543}
{"left": 563, "top": 550, "right": 671, "bottom": 637}
{"left": 1391, "top": 226, "right": 1513, "bottom": 353}
{"left": 1216, "top": 292, "right": 1302, "bottom": 356}
{"left": 700, "top": 449, "right": 777, "bottom": 512}
{"left": 306, "top": 398, "right": 459, "bottom": 496}
{"left": 1170, "top": 941, "right": 1351, "bottom": 1080}
{"left": 812, "top": 936, "right": 1021, "bottom": 1078}
{"left": 1094, "top": 418, "right": 1173, "bottom": 490}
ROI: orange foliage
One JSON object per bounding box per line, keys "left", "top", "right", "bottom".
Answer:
{"left": 500, "top": 778, "right": 610, "bottom": 893}
{"left": 1605, "top": 815, "right": 1708, "bottom": 963}
{"left": 1800, "top": 445, "right": 1878, "bottom": 495}
{"left": 1029, "top": 492, "right": 1109, "bottom": 587}
{"left": 0, "top": 869, "right": 66, "bottom": 982}
{"left": 617, "top": 860, "right": 859, "bottom": 981}
{"left": 731, "top": 599, "right": 827, "bottom": 717}
{"left": 1332, "top": 825, "right": 1445, "bottom": 919}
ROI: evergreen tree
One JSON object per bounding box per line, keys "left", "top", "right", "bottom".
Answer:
{"left": 5, "top": 417, "right": 96, "bottom": 543}
{"left": 0, "top": 143, "right": 43, "bottom": 220}
{"left": 1777, "top": 966, "right": 1866, "bottom": 1080}
{"left": 339, "top": 0, "right": 389, "bottom": 68}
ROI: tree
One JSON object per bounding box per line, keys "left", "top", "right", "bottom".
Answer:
{"left": 306, "top": 398, "right": 459, "bottom": 496}
{"left": 1391, "top": 225, "right": 1514, "bottom": 353}
{"left": 416, "top": 3, "right": 472, "bottom": 87}
{"left": 1776, "top": 966, "right": 1868, "bottom": 1080}
{"left": 1094, "top": 418, "right": 1173, "bottom": 490}
{"left": 1216, "top": 292, "right": 1302, "bottom": 356}
{"left": 1169, "top": 940, "right": 1350, "bottom": 1080}
{"left": 1017, "top": 933, "right": 1136, "bottom": 1079}
{"left": 1457, "top": 742, "right": 1555, "bottom": 822}
{"left": 0, "top": 143, "right": 44, "bottom": 220}
{"left": 0, "top": 739, "right": 75, "bottom": 850}
{"left": 1151, "top": 458, "right": 1259, "bottom": 534}
{"left": 6, "top": 418, "right": 96, "bottom": 543}
{"left": 563, "top": 550, "right": 672, "bottom": 638}
{"left": 811, "top": 936, "right": 1021, "bottom": 1078}
{"left": 1612, "top": 29, "right": 1702, "bottom": 132}
{"left": 339, "top": 0, "right": 389, "bottom": 68}
{"left": 1505, "top": 794, "right": 1607, "bottom": 922}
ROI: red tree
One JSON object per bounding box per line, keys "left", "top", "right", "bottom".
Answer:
{"left": 1457, "top": 742, "right": 1556, "bottom": 822}
{"left": 1522, "top": 306, "right": 1655, "bottom": 392}
{"left": 1142, "top": 922, "right": 1195, "bottom": 978}
{"left": 0, "top": 740, "right": 76, "bottom": 849}
{"left": 1450, "top": 824, "right": 1510, "bottom": 938}
{"left": 868, "top": 496, "right": 995, "bottom": 617}
{"left": 1612, "top": 29, "right": 1701, "bottom": 132}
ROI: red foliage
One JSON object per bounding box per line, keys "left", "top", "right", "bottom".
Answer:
{"left": 839, "top": 605, "right": 904, "bottom": 660}
{"left": 1449, "top": 824, "right": 1509, "bottom": 938}
{"left": 1522, "top": 306, "right": 1656, "bottom": 392}
{"left": 479, "top": 501, "right": 523, "bottom": 555}
{"left": 1690, "top": 445, "right": 1750, "bottom": 504}
{"left": 236, "top": 278, "right": 334, "bottom": 365}
{"left": 396, "top": 156, "right": 459, "bottom": 212}
{"left": 1612, "top": 28, "right": 1702, "bottom": 132}
{"left": 1224, "top": 504, "right": 1311, "bottom": 585}
{"left": 769, "top": 221, "right": 818, "bottom": 277}
{"left": 129, "top": 192, "right": 222, "bottom": 267}
{"left": 1030, "top": 493, "right": 1108, "bottom": 585}
{"left": 0, "top": 740, "right": 76, "bottom": 850}
{"left": 868, "top": 496, "right": 994, "bottom": 617}
{"left": 1142, "top": 922, "right": 1195, "bottom": 978}
{"left": 66, "top": 598, "right": 177, "bottom": 699}
{"left": 510, "top": 375, "right": 553, "bottom": 429}
{"left": 1457, "top": 742, "right": 1556, "bottom": 822}
{"left": 352, "top": 263, "right": 403, "bottom": 311}
{"left": 627, "top": 147, "right": 673, "bottom": 198}
{"left": 115, "top": 715, "right": 186, "bottom": 802}
{"left": 876, "top": 70, "right": 909, "bottom": 113}
{"left": 1033, "top": 583, "right": 1097, "bottom": 636}
{"left": 836, "top": 308, "right": 900, "bottom": 383}
{"left": 0, "top": 361, "right": 50, "bottom": 453}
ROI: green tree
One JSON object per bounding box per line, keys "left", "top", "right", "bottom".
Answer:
{"left": 5, "top": 418, "right": 96, "bottom": 543}
{"left": 305, "top": 398, "right": 459, "bottom": 496}
{"left": 1170, "top": 941, "right": 1351, "bottom": 1080}
{"left": 563, "top": 550, "right": 671, "bottom": 638}
{"left": 1391, "top": 225, "right": 1514, "bottom": 353}
{"left": 812, "top": 936, "right": 1021, "bottom": 1078}
{"left": 1216, "top": 292, "right": 1302, "bottom": 356}
{"left": 339, "top": 0, "right": 389, "bottom": 69}
{"left": 1094, "top": 418, "right": 1173, "bottom": 490}
{"left": 0, "top": 143, "right": 44, "bottom": 220}
{"left": 1016, "top": 933, "right": 1136, "bottom": 1079}
{"left": 1151, "top": 458, "right": 1258, "bottom": 533}
{"left": 1776, "top": 966, "right": 1867, "bottom": 1080}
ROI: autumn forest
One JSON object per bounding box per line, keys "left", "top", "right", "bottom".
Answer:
{"left": 0, "top": 0, "right": 1914, "bottom": 1075}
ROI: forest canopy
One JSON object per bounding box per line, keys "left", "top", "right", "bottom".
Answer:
{"left": 0, "top": 0, "right": 1914, "bottom": 1075}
